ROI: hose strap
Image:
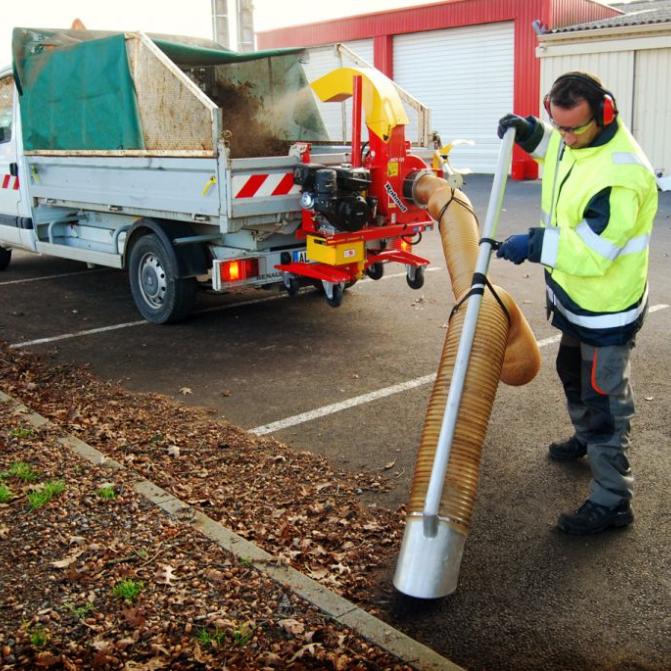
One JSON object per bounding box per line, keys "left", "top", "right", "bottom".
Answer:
{"left": 449, "top": 272, "right": 511, "bottom": 325}
{"left": 436, "top": 189, "right": 456, "bottom": 223}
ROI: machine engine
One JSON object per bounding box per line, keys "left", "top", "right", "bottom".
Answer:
{"left": 293, "top": 163, "right": 376, "bottom": 233}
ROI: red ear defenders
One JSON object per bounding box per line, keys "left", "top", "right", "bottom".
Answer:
{"left": 543, "top": 74, "right": 617, "bottom": 127}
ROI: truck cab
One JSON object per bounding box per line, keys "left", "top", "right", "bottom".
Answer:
{"left": 0, "top": 67, "right": 34, "bottom": 266}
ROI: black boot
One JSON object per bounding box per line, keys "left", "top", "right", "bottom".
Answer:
{"left": 548, "top": 436, "right": 587, "bottom": 462}
{"left": 557, "top": 499, "right": 634, "bottom": 535}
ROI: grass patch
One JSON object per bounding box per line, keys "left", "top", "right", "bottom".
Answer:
{"left": 112, "top": 579, "right": 144, "bottom": 603}
{"left": 0, "top": 483, "right": 13, "bottom": 503}
{"left": 232, "top": 622, "right": 255, "bottom": 646}
{"left": 65, "top": 601, "right": 95, "bottom": 620}
{"left": 10, "top": 426, "right": 35, "bottom": 440}
{"left": 238, "top": 557, "right": 254, "bottom": 568}
{"left": 27, "top": 480, "right": 65, "bottom": 510}
{"left": 196, "top": 627, "right": 226, "bottom": 648}
{"left": 29, "top": 626, "right": 48, "bottom": 647}
{"left": 96, "top": 485, "right": 116, "bottom": 500}
{"left": 1, "top": 461, "right": 39, "bottom": 482}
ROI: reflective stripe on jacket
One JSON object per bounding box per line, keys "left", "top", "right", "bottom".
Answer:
{"left": 532, "top": 118, "right": 658, "bottom": 345}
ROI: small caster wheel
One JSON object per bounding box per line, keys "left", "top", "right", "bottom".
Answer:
{"left": 322, "top": 281, "right": 344, "bottom": 308}
{"left": 366, "top": 262, "right": 384, "bottom": 280}
{"left": 406, "top": 265, "right": 425, "bottom": 290}
{"left": 285, "top": 277, "right": 300, "bottom": 297}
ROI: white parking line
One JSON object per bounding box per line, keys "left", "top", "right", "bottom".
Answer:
{"left": 8, "top": 267, "right": 444, "bottom": 349}
{"left": 0, "top": 268, "right": 107, "bottom": 286}
{"left": 250, "top": 303, "right": 670, "bottom": 435}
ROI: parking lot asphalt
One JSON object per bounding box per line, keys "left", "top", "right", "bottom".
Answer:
{"left": 1, "top": 175, "right": 670, "bottom": 670}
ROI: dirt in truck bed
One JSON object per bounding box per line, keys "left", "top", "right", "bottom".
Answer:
{"left": 0, "top": 342, "right": 410, "bottom": 670}
{"left": 191, "top": 72, "right": 291, "bottom": 158}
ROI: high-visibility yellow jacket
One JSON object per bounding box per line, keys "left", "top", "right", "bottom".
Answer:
{"left": 525, "top": 118, "right": 658, "bottom": 346}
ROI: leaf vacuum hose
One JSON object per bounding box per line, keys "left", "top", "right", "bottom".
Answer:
{"left": 393, "top": 157, "right": 541, "bottom": 598}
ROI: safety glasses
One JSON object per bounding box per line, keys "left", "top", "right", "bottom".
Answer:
{"left": 551, "top": 117, "right": 595, "bottom": 136}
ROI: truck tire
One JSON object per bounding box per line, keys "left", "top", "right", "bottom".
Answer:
{"left": 0, "top": 247, "right": 11, "bottom": 271}
{"left": 128, "top": 234, "right": 196, "bottom": 324}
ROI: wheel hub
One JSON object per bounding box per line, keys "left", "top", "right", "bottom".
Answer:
{"left": 138, "top": 253, "right": 167, "bottom": 308}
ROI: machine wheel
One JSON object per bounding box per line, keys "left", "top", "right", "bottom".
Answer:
{"left": 406, "top": 265, "right": 425, "bottom": 290}
{"left": 286, "top": 276, "right": 301, "bottom": 297}
{"left": 344, "top": 279, "right": 358, "bottom": 290}
{"left": 366, "top": 262, "right": 384, "bottom": 280}
{"left": 128, "top": 234, "right": 196, "bottom": 323}
{"left": 0, "top": 247, "right": 11, "bottom": 271}
{"left": 322, "top": 281, "right": 344, "bottom": 308}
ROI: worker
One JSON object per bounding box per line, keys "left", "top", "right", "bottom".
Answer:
{"left": 496, "top": 72, "right": 658, "bottom": 535}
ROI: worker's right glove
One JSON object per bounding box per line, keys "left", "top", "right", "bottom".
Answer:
{"left": 497, "top": 114, "right": 532, "bottom": 141}
{"left": 496, "top": 234, "right": 530, "bottom": 265}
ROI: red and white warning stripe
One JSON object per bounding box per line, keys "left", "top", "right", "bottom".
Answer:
{"left": 1, "top": 175, "right": 19, "bottom": 190}
{"left": 232, "top": 172, "right": 298, "bottom": 199}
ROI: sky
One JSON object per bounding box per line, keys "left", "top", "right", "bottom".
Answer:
{"left": 2, "top": 0, "right": 433, "bottom": 65}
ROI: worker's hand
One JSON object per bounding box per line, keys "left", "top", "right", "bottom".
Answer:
{"left": 497, "top": 114, "right": 532, "bottom": 141}
{"left": 496, "top": 234, "right": 529, "bottom": 265}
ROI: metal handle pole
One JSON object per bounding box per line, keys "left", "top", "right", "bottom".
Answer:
{"left": 422, "top": 128, "right": 515, "bottom": 536}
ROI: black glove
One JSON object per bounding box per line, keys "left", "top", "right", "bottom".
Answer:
{"left": 497, "top": 113, "right": 532, "bottom": 141}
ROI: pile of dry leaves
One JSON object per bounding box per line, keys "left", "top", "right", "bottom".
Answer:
{"left": 0, "top": 342, "right": 412, "bottom": 670}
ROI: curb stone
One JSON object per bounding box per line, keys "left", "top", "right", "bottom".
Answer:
{"left": 0, "top": 389, "right": 463, "bottom": 671}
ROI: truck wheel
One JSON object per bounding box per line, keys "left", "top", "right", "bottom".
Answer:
{"left": 0, "top": 247, "right": 11, "bottom": 271}
{"left": 406, "top": 265, "right": 425, "bottom": 290}
{"left": 128, "top": 234, "right": 196, "bottom": 324}
{"left": 366, "top": 262, "right": 384, "bottom": 280}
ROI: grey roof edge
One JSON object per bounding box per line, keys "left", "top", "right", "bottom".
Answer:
{"left": 538, "top": 17, "right": 671, "bottom": 40}
{"left": 548, "top": 0, "right": 671, "bottom": 34}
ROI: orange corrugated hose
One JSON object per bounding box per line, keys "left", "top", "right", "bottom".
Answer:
{"left": 408, "top": 175, "right": 541, "bottom": 534}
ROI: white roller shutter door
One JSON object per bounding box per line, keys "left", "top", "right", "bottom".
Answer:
{"left": 302, "top": 40, "right": 374, "bottom": 142}
{"left": 394, "top": 22, "right": 514, "bottom": 173}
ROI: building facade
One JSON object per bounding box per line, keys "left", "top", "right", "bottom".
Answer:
{"left": 258, "top": 0, "right": 620, "bottom": 178}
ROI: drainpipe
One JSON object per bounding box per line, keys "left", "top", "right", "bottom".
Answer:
{"left": 211, "top": 0, "right": 230, "bottom": 48}
{"left": 237, "top": 0, "right": 255, "bottom": 52}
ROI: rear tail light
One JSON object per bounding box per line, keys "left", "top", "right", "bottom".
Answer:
{"left": 219, "top": 258, "right": 259, "bottom": 283}
{"left": 399, "top": 239, "right": 412, "bottom": 254}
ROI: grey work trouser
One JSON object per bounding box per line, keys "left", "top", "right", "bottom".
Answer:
{"left": 556, "top": 333, "right": 635, "bottom": 507}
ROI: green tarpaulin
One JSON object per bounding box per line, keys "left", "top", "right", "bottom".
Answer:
{"left": 12, "top": 27, "right": 324, "bottom": 153}
{"left": 152, "top": 39, "right": 303, "bottom": 66}
{"left": 14, "top": 31, "right": 144, "bottom": 151}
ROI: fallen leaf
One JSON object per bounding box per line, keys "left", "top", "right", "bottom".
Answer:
{"left": 278, "top": 618, "right": 305, "bottom": 636}
{"left": 122, "top": 607, "right": 146, "bottom": 628}
{"left": 179, "top": 387, "right": 192, "bottom": 395}
{"left": 307, "top": 567, "right": 329, "bottom": 580}
{"left": 383, "top": 459, "right": 396, "bottom": 470}
{"left": 123, "top": 659, "right": 168, "bottom": 670}
{"left": 289, "top": 643, "right": 322, "bottom": 662}
{"left": 162, "top": 564, "right": 177, "bottom": 585}
{"left": 35, "top": 651, "right": 60, "bottom": 667}
{"left": 167, "top": 445, "right": 180, "bottom": 458}
{"left": 51, "top": 549, "right": 84, "bottom": 569}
